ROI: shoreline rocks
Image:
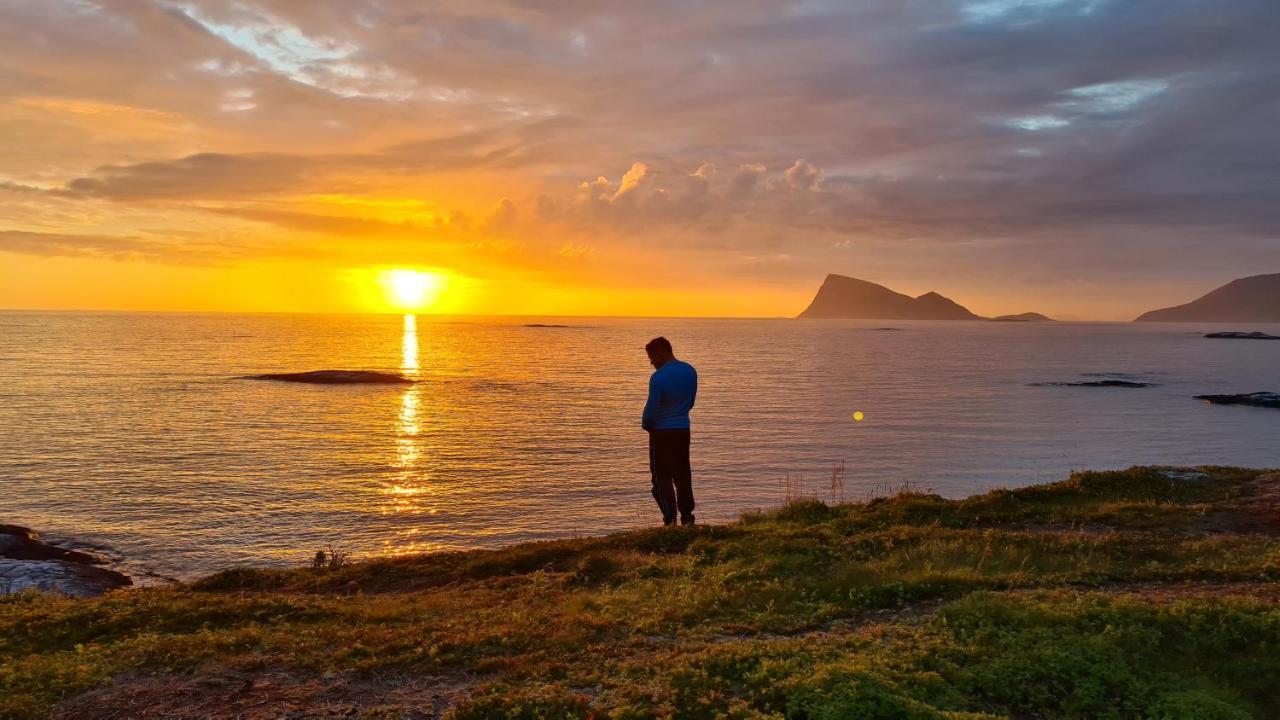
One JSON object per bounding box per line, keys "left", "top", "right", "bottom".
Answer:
{"left": 1195, "top": 392, "right": 1280, "bottom": 409}
{"left": 244, "top": 370, "right": 415, "bottom": 384}
{"left": 1, "top": 525, "right": 131, "bottom": 597}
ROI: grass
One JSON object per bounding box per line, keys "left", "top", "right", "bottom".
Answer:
{"left": 2, "top": 466, "right": 1279, "bottom": 718}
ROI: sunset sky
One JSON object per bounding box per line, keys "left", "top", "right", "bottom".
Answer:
{"left": 2, "top": 0, "right": 1277, "bottom": 319}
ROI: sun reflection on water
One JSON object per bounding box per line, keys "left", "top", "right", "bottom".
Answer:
{"left": 396, "top": 388, "right": 420, "bottom": 469}
{"left": 401, "top": 313, "right": 418, "bottom": 374}
{"left": 385, "top": 313, "right": 432, "bottom": 522}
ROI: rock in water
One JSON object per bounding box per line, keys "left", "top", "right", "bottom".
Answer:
{"left": 245, "top": 370, "right": 415, "bottom": 384}
{"left": 1032, "top": 380, "right": 1154, "bottom": 388}
{"left": 0, "top": 525, "right": 131, "bottom": 597}
{"left": 1195, "top": 392, "right": 1280, "bottom": 409}
{"left": 1204, "top": 331, "right": 1280, "bottom": 340}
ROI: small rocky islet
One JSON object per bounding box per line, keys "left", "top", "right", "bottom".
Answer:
{"left": 1196, "top": 392, "right": 1280, "bottom": 409}
{"left": 1034, "top": 379, "right": 1155, "bottom": 388}
{"left": 1204, "top": 331, "right": 1280, "bottom": 340}
{"left": 243, "top": 370, "right": 415, "bottom": 384}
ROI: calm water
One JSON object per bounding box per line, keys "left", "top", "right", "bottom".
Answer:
{"left": 2, "top": 312, "right": 1278, "bottom": 580}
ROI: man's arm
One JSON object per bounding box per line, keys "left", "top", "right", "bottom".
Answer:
{"left": 641, "top": 373, "right": 661, "bottom": 430}
{"left": 688, "top": 367, "right": 697, "bottom": 410}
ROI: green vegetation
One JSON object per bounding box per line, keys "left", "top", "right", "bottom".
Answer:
{"left": 3, "top": 466, "right": 1280, "bottom": 718}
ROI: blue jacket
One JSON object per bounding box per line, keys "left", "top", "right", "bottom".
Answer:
{"left": 642, "top": 359, "right": 697, "bottom": 430}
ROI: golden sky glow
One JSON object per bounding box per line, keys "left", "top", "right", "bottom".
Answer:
{"left": 380, "top": 269, "right": 446, "bottom": 312}
{"left": 1, "top": 1, "right": 1277, "bottom": 319}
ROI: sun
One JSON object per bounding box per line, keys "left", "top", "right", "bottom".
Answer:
{"left": 379, "top": 269, "right": 445, "bottom": 311}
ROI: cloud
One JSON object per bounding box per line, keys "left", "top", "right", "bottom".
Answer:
{"left": 484, "top": 197, "right": 518, "bottom": 232}
{"left": 51, "top": 123, "right": 556, "bottom": 201}
{"left": 0, "top": 229, "right": 158, "bottom": 260}
{"left": 62, "top": 153, "right": 310, "bottom": 201}
{"left": 3, "top": 0, "right": 1280, "bottom": 310}
{"left": 612, "top": 162, "right": 649, "bottom": 202}
{"left": 0, "top": 228, "right": 268, "bottom": 264}
{"left": 783, "top": 160, "right": 822, "bottom": 192}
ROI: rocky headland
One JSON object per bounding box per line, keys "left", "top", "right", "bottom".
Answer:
{"left": 1136, "top": 273, "right": 1280, "bottom": 322}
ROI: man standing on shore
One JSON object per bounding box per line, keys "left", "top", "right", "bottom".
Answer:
{"left": 641, "top": 337, "right": 698, "bottom": 526}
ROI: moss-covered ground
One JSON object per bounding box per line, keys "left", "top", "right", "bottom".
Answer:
{"left": 4, "top": 466, "right": 1280, "bottom": 719}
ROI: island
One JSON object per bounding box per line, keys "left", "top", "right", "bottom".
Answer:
{"left": 1136, "top": 273, "right": 1280, "bottom": 322}
{"left": 6, "top": 466, "right": 1280, "bottom": 718}
{"left": 991, "top": 312, "right": 1054, "bottom": 322}
{"left": 796, "top": 274, "right": 1053, "bottom": 321}
{"left": 797, "top": 274, "right": 983, "bottom": 319}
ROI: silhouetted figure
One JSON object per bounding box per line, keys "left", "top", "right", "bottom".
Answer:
{"left": 642, "top": 336, "right": 698, "bottom": 525}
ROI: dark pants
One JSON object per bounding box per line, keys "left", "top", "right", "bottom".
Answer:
{"left": 648, "top": 429, "right": 695, "bottom": 525}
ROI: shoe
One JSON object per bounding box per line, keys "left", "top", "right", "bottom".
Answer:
{"left": 680, "top": 515, "right": 696, "bottom": 526}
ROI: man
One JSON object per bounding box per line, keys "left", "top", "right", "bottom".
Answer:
{"left": 641, "top": 336, "right": 698, "bottom": 526}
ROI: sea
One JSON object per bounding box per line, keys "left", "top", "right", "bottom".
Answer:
{"left": 2, "top": 312, "right": 1277, "bottom": 581}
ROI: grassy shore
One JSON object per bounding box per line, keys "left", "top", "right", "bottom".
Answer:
{"left": 4, "top": 466, "right": 1280, "bottom": 719}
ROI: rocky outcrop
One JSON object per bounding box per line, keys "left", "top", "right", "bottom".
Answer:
{"left": 1136, "top": 273, "right": 1280, "bottom": 322}
{"left": 1195, "top": 392, "right": 1280, "bottom": 409}
{"left": 1205, "top": 331, "right": 1280, "bottom": 340}
{"left": 245, "top": 370, "right": 415, "bottom": 384}
{"left": 797, "top": 274, "right": 983, "bottom": 320}
{"left": 0, "top": 525, "right": 131, "bottom": 597}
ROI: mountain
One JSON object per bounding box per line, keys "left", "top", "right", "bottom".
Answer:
{"left": 991, "top": 312, "right": 1054, "bottom": 322}
{"left": 1135, "top": 273, "right": 1280, "bottom": 322}
{"left": 797, "top": 274, "right": 983, "bottom": 320}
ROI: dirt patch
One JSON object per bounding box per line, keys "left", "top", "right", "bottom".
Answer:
{"left": 1232, "top": 472, "right": 1280, "bottom": 534}
{"left": 1003, "top": 581, "right": 1280, "bottom": 604}
{"left": 1112, "top": 580, "right": 1280, "bottom": 603}
{"left": 1010, "top": 522, "right": 1121, "bottom": 536}
{"left": 51, "top": 668, "right": 476, "bottom": 720}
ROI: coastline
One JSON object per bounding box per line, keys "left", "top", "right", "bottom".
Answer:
{"left": 4, "top": 465, "right": 1280, "bottom": 718}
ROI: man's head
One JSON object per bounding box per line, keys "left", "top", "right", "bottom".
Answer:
{"left": 645, "top": 336, "right": 675, "bottom": 369}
